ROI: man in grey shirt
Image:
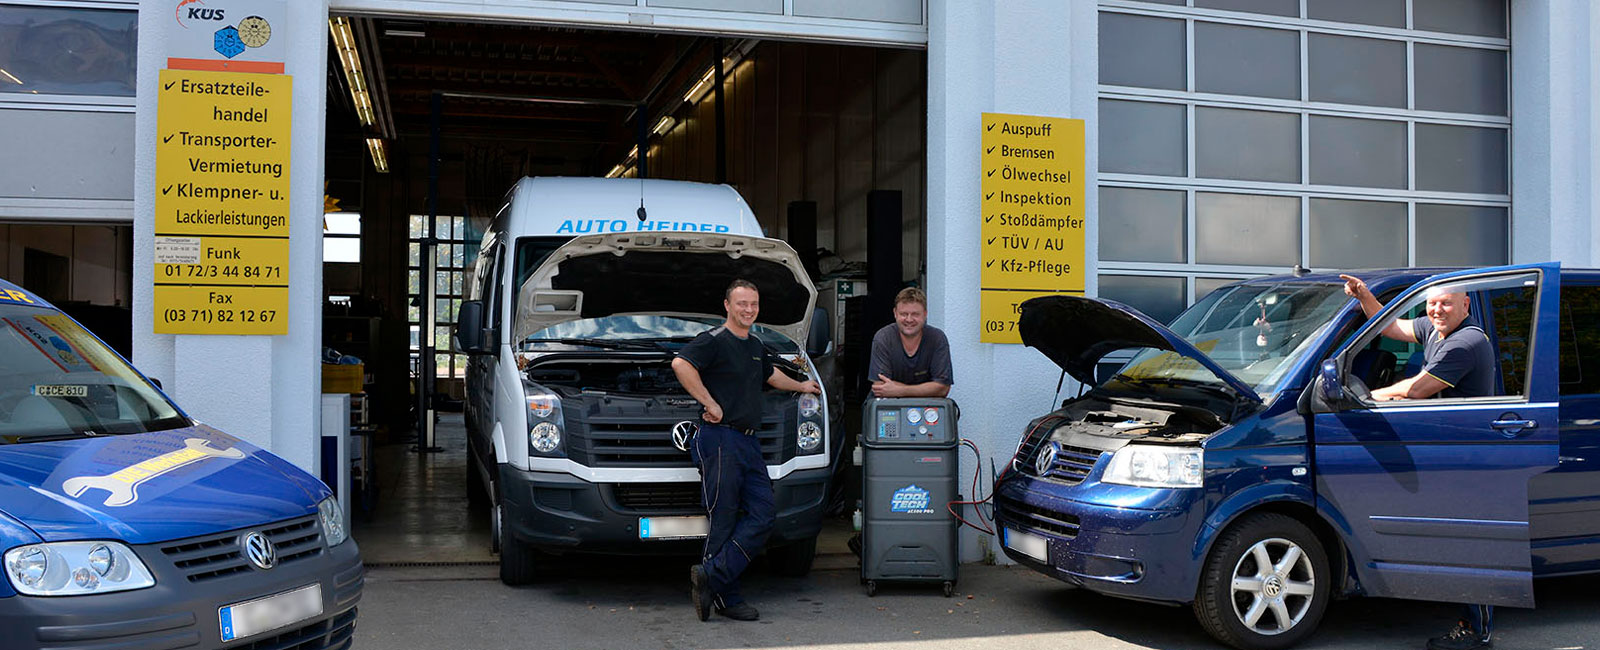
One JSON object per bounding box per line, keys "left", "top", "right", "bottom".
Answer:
{"left": 868, "top": 287, "right": 953, "bottom": 398}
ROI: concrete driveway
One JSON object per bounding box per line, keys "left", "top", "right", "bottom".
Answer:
{"left": 353, "top": 555, "right": 1599, "bottom": 650}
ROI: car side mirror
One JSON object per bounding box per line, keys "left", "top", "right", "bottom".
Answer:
{"left": 148, "top": 377, "right": 163, "bottom": 390}
{"left": 456, "top": 300, "right": 487, "bottom": 354}
{"left": 807, "top": 306, "right": 832, "bottom": 357}
{"left": 1318, "top": 359, "right": 1344, "bottom": 403}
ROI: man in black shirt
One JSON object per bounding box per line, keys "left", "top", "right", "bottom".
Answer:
{"left": 868, "top": 287, "right": 954, "bottom": 398}
{"left": 671, "top": 279, "right": 819, "bottom": 622}
{"left": 1342, "top": 274, "right": 1496, "bottom": 650}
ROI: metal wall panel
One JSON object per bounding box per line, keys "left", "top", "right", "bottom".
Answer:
{"left": 0, "top": 109, "right": 134, "bottom": 201}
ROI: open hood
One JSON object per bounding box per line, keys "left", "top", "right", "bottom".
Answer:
{"left": 1018, "top": 296, "right": 1262, "bottom": 403}
{"left": 513, "top": 232, "right": 817, "bottom": 344}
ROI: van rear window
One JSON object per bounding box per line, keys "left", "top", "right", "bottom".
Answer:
{"left": 1559, "top": 285, "right": 1600, "bottom": 395}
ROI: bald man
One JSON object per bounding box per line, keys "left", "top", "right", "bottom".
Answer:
{"left": 1341, "top": 275, "right": 1494, "bottom": 401}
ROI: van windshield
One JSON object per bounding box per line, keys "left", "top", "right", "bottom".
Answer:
{"left": 1112, "top": 282, "right": 1347, "bottom": 395}
{"left": 521, "top": 315, "right": 799, "bottom": 352}
{"left": 0, "top": 304, "right": 188, "bottom": 443}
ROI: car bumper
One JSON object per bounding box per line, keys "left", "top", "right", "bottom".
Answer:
{"left": 995, "top": 476, "right": 1201, "bottom": 604}
{"left": 0, "top": 537, "right": 362, "bottom": 650}
{"left": 500, "top": 463, "right": 830, "bottom": 554}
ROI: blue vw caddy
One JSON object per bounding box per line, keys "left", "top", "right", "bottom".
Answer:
{"left": 995, "top": 262, "right": 1600, "bottom": 649}
{"left": 0, "top": 279, "right": 362, "bottom": 649}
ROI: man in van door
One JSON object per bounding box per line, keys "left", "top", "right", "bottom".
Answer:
{"left": 868, "top": 288, "right": 954, "bottom": 398}
{"left": 1342, "top": 274, "right": 1497, "bottom": 650}
{"left": 672, "top": 279, "right": 820, "bottom": 622}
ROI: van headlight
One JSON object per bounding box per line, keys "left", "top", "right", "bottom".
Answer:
{"left": 797, "top": 421, "right": 822, "bottom": 453}
{"left": 525, "top": 385, "right": 564, "bottom": 456}
{"left": 319, "top": 497, "right": 348, "bottom": 547}
{"left": 1103, "top": 445, "right": 1203, "bottom": 488}
{"left": 4, "top": 542, "right": 155, "bottom": 596}
{"left": 797, "top": 394, "right": 820, "bottom": 418}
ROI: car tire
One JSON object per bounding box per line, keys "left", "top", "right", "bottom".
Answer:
{"left": 1193, "top": 513, "right": 1330, "bottom": 650}
{"left": 766, "top": 536, "right": 818, "bottom": 577}
{"left": 498, "top": 503, "right": 540, "bottom": 585}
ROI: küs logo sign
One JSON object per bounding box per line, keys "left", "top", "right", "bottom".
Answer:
{"left": 175, "top": 0, "right": 227, "bottom": 28}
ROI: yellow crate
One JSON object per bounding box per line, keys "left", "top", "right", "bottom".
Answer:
{"left": 322, "top": 363, "right": 365, "bottom": 394}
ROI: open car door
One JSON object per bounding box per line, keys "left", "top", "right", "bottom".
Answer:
{"left": 1309, "top": 262, "right": 1560, "bottom": 607}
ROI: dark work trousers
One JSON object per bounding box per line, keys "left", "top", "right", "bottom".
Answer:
{"left": 689, "top": 423, "right": 774, "bottom": 607}
{"left": 1463, "top": 604, "right": 1494, "bottom": 638}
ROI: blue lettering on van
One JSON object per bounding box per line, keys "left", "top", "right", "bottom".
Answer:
{"left": 553, "top": 219, "right": 730, "bottom": 234}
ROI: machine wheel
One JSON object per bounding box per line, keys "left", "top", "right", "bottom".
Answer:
{"left": 865, "top": 580, "right": 878, "bottom": 597}
{"left": 766, "top": 536, "right": 818, "bottom": 577}
{"left": 497, "top": 503, "right": 540, "bottom": 586}
{"left": 1193, "top": 513, "right": 1330, "bottom": 650}
{"left": 942, "top": 581, "right": 954, "bottom": 597}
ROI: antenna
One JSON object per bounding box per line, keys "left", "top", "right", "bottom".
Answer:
{"left": 637, "top": 176, "right": 648, "bottom": 222}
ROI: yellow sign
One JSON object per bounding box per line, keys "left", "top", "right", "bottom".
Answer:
{"left": 154, "top": 69, "right": 291, "bottom": 335}
{"left": 151, "top": 286, "right": 287, "bottom": 336}
{"left": 980, "top": 113, "right": 1087, "bottom": 344}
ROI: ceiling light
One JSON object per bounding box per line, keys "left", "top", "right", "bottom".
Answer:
{"left": 606, "top": 164, "right": 626, "bottom": 179}
{"left": 0, "top": 69, "right": 21, "bottom": 85}
{"left": 383, "top": 29, "right": 426, "bottom": 38}
{"left": 365, "top": 138, "right": 389, "bottom": 173}
{"left": 329, "top": 17, "right": 375, "bottom": 128}
{"left": 652, "top": 115, "right": 675, "bottom": 137}
{"left": 684, "top": 69, "right": 714, "bottom": 105}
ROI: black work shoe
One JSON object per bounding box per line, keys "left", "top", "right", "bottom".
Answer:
{"left": 689, "top": 565, "right": 711, "bottom": 622}
{"left": 1426, "top": 622, "right": 1491, "bottom": 650}
{"left": 717, "top": 602, "right": 760, "bottom": 621}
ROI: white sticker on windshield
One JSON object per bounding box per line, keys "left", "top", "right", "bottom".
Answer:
{"left": 32, "top": 384, "right": 88, "bottom": 398}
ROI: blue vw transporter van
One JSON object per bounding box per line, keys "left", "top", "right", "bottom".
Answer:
{"left": 994, "top": 262, "right": 1600, "bottom": 650}
{"left": 0, "top": 280, "right": 362, "bottom": 649}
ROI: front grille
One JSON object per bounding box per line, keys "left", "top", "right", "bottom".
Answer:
{"left": 613, "top": 482, "right": 702, "bottom": 510}
{"left": 159, "top": 515, "right": 323, "bottom": 583}
{"left": 1037, "top": 444, "right": 1103, "bottom": 485}
{"left": 561, "top": 393, "right": 796, "bottom": 468}
{"left": 237, "top": 608, "right": 357, "bottom": 650}
{"left": 997, "top": 492, "right": 1081, "bottom": 539}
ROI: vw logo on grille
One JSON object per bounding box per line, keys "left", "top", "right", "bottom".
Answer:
{"left": 671, "top": 421, "right": 698, "bottom": 453}
{"left": 243, "top": 532, "right": 276, "bottom": 570}
{"left": 1035, "top": 442, "right": 1059, "bottom": 476}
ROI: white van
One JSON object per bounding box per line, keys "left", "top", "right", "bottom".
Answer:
{"left": 456, "top": 177, "right": 837, "bottom": 584}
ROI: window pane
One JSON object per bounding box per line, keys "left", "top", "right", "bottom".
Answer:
{"left": 1195, "top": 22, "right": 1299, "bottom": 100}
{"left": 324, "top": 237, "right": 361, "bottom": 263}
{"left": 1308, "top": 116, "right": 1407, "bottom": 189}
{"left": 1414, "top": 0, "right": 1506, "bottom": 38}
{"left": 409, "top": 325, "right": 420, "bottom": 349}
{"left": 1099, "top": 187, "right": 1186, "bottom": 263}
{"left": 1308, "top": 34, "right": 1406, "bottom": 108}
{"left": 1415, "top": 204, "right": 1506, "bottom": 265}
{"left": 1195, "top": 108, "right": 1300, "bottom": 183}
{"left": 436, "top": 299, "right": 454, "bottom": 323}
{"left": 408, "top": 270, "right": 420, "bottom": 294}
{"left": 1099, "top": 13, "right": 1185, "bottom": 91}
{"left": 1099, "top": 100, "right": 1187, "bottom": 177}
{"left": 409, "top": 215, "right": 425, "bottom": 239}
{"left": 1100, "top": 275, "right": 1187, "bottom": 324}
{"left": 453, "top": 244, "right": 465, "bottom": 267}
{"left": 435, "top": 353, "right": 452, "bottom": 377}
{"left": 324, "top": 212, "right": 361, "bottom": 235}
{"left": 1558, "top": 287, "right": 1600, "bottom": 395}
{"left": 435, "top": 271, "right": 450, "bottom": 294}
{"left": 1306, "top": 0, "right": 1404, "bottom": 27}
{"left": 435, "top": 326, "right": 452, "bottom": 347}
{"left": 451, "top": 272, "right": 464, "bottom": 295}
{"left": 409, "top": 242, "right": 420, "bottom": 267}
{"left": 408, "top": 304, "right": 420, "bottom": 323}
{"left": 1416, "top": 124, "right": 1508, "bottom": 194}
{"left": 0, "top": 7, "right": 137, "bottom": 96}
{"left": 1195, "top": 0, "right": 1298, "bottom": 17}
{"left": 1196, "top": 193, "right": 1301, "bottom": 266}
{"left": 1308, "top": 198, "right": 1407, "bottom": 268}
{"left": 1415, "top": 44, "right": 1507, "bottom": 116}
{"left": 454, "top": 217, "right": 466, "bottom": 241}
{"left": 1195, "top": 277, "right": 1247, "bottom": 302}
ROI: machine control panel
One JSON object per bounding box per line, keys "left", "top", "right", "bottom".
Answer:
{"left": 865, "top": 398, "right": 957, "bottom": 444}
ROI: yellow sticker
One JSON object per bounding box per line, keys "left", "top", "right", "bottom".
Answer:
{"left": 980, "top": 113, "right": 1087, "bottom": 344}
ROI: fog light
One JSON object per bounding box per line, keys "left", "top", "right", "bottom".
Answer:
{"left": 531, "top": 421, "right": 562, "bottom": 454}
{"left": 797, "top": 422, "right": 822, "bottom": 453}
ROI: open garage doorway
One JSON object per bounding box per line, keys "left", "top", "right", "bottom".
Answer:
{"left": 317, "top": 15, "right": 927, "bottom": 569}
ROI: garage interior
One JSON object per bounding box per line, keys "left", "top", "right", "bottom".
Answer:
{"left": 316, "top": 14, "right": 928, "bottom": 564}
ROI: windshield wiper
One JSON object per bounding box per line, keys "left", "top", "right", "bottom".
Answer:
{"left": 525, "top": 337, "right": 671, "bottom": 352}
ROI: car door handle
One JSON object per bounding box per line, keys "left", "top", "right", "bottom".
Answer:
{"left": 1490, "top": 418, "right": 1538, "bottom": 436}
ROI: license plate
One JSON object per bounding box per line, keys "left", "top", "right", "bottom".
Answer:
{"left": 639, "top": 516, "right": 708, "bottom": 540}
{"left": 219, "top": 584, "right": 323, "bottom": 642}
{"left": 1005, "top": 527, "right": 1049, "bottom": 562}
